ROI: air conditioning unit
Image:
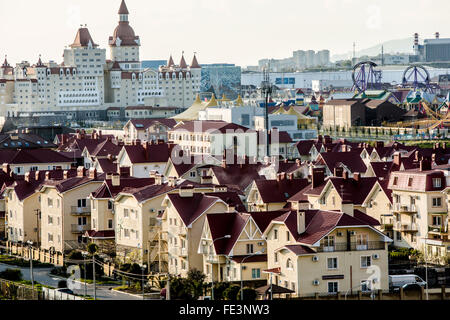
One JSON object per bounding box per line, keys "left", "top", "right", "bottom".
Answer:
{"left": 242, "top": 266, "right": 247, "bottom": 270}
{"left": 312, "top": 256, "right": 319, "bottom": 262}
{"left": 313, "top": 280, "right": 320, "bottom": 286}
{"left": 337, "top": 232, "right": 343, "bottom": 237}
{"left": 349, "top": 231, "right": 356, "bottom": 236}
{"left": 257, "top": 242, "right": 264, "bottom": 246}
{"left": 373, "top": 254, "right": 380, "bottom": 260}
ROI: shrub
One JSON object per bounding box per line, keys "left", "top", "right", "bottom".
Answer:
{"left": 223, "top": 285, "right": 241, "bottom": 301}
{"left": 238, "top": 287, "right": 257, "bottom": 301}
{"left": 214, "top": 282, "right": 231, "bottom": 301}
{"left": 0, "top": 269, "right": 23, "bottom": 281}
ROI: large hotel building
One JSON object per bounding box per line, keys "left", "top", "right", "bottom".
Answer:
{"left": 0, "top": 0, "right": 201, "bottom": 120}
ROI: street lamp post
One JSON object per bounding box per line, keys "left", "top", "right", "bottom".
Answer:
{"left": 26, "top": 241, "right": 34, "bottom": 291}
{"left": 82, "top": 252, "right": 88, "bottom": 297}
{"left": 240, "top": 249, "right": 265, "bottom": 301}
{"left": 92, "top": 253, "right": 96, "bottom": 300}
{"left": 211, "top": 235, "right": 231, "bottom": 300}
{"left": 424, "top": 238, "right": 429, "bottom": 300}
{"left": 141, "top": 264, "right": 147, "bottom": 300}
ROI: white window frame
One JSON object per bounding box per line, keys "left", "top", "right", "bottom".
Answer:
{"left": 360, "top": 255, "right": 372, "bottom": 268}
{"left": 327, "top": 257, "right": 338, "bottom": 270}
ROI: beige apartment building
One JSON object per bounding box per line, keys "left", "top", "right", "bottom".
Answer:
{"left": 113, "top": 177, "right": 176, "bottom": 268}
{"left": 388, "top": 161, "right": 449, "bottom": 264}
{"left": 198, "top": 211, "right": 285, "bottom": 285}
{"left": 168, "top": 120, "right": 258, "bottom": 158}
{"left": 161, "top": 188, "right": 230, "bottom": 277}
{"left": 263, "top": 209, "right": 391, "bottom": 297}
{"left": 39, "top": 168, "right": 103, "bottom": 253}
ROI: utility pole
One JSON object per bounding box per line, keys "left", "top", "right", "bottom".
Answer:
{"left": 82, "top": 252, "right": 87, "bottom": 297}
{"left": 27, "top": 241, "right": 34, "bottom": 291}
{"left": 261, "top": 68, "right": 273, "bottom": 158}
{"left": 93, "top": 253, "right": 96, "bottom": 300}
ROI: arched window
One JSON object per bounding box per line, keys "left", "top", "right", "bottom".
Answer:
{"left": 132, "top": 73, "right": 136, "bottom": 81}
{"left": 60, "top": 69, "right": 64, "bottom": 76}
{"left": 47, "top": 69, "right": 51, "bottom": 77}
{"left": 66, "top": 69, "right": 70, "bottom": 76}
{"left": 286, "top": 258, "right": 293, "bottom": 269}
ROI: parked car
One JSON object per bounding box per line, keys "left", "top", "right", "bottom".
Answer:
{"left": 389, "top": 274, "right": 427, "bottom": 291}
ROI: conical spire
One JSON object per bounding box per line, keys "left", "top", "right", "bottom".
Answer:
{"left": 2, "top": 55, "right": 10, "bottom": 68}
{"left": 235, "top": 95, "right": 244, "bottom": 106}
{"left": 36, "top": 55, "right": 44, "bottom": 67}
{"left": 191, "top": 54, "right": 201, "bottom": 68}
{"left": 168, "top": 55, "right": 175, "bottom": 67}
{"left": 118, "top": 0, "right": 129, "bottom": 14}
{"left": 194, "top": 94, "right": 202, "bottom": 104}
{"left": 180, "top": 54, "right": 187, "bottom": 69}
{"left": 207, "top": 94, "right": 218, "bottom": 107}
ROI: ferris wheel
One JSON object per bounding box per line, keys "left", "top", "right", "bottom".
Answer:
{"left": 352, "top": 61, "right": 383, "bottom": 93}
{"left": 402, "top": 64, "right": 433, "bottom": 93}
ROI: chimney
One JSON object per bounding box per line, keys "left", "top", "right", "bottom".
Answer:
{"left": 343, "top": 170, "right": 349, "bottom": 180}
{"left": 179, "top": 186, "right": 194, "bottom": 198}
{"left": 111, "top": 174, "right": 120, "bottom": 187}
{"left": 222, "top": 159, "right": 227, "bottom": 168}
{"left": 393, "top": 152, "right": 401, "bottom": 166}
{"left": 324, "top": 136, "right": 332, "bottom": 145}
{"left": 99, "top": 130, "right": 103, "bottom": 139}
{"left": 296, "top": 159, "right": 301, "bottom": 167}
{"left": 312, "top": 168, "right": 325, "bottom": 188}
{"left": 341, "top": 201, "right": 354, "bottom": 217}
{"left": 288, "top": 173, "right": 294, "bottom": 181}
{"left": 2, "top": 163, "right": 10, "bottom": 175}
{"left": 297, "top": 211, "right": 306, "bottom": 234}
{"left": 227, "top": 203, "right": 236, "bottom": 213}
{"left": 89, "top": 168, "right": 97, "bottom": 179}
{"left": 155, "top": 174, "right": 163, "bottom": 185}
{"left": 420, "top": 158, "right": 431, "bottom": 171}
{"left": 45, "top": 171, "right": 51, "bottom": 181}
{"left": 168, "top": 176, "right": 177, "bottom": 187}
{"left": 63, "top": 170, "right": 69, "bottom": 180}
{"left": 35, "top": 171, "right": 40, "bottom": 180}
{"left": 143, "top": 141, "right": 150, "bottom": 161}
{"left": 25, "top": 172, "right": 31, "bottom": 183}
{"left": 317, "top": 135, "right": 323, "bottom": 143}
{"left": 353, "top": 172, "right": 361, "bottom": 182}
{"left": 376, "top": 141, "right": 384, "bottom": 149}
{"left": 415, "top": 150, "right": 420, "bottom": 162}
{"left": 77, "top": 166, "right": 86, "bottom": 178}
{"left": 106, "top": 172, "right": 114, "bottom": 180}
{"left": 334, "top": 167, "right": 344, "bottom": 178}
{"left": 443, "top": 142, "right": 447, "bottom": 150}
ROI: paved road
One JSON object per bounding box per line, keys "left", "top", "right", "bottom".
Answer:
{"left": 0, "top": 263, "right": 142, "bottom": 300}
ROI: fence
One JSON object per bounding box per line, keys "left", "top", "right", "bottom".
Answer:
{"left": 291, "top": 287, "right": 449, "bottom": 301}
{"left": 6, "top": 242, "right": 65, "bottom": 266}
{"left": 41, "top": 287, "right": 85, "bottom": 300}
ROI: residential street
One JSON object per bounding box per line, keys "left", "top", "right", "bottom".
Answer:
{"left": 0, "top": 263, "right": 143, "bottom": 300}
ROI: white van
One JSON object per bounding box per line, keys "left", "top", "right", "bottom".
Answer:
{"left": 389, "top": 275, "right": 427, "bottom": 291}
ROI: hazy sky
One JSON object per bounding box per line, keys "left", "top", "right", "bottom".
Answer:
{"left": 0, "top": 0, "right": 448, "bottom": 67}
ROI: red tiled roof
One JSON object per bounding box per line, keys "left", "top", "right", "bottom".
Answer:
{"left": 328, "top": 176, "right": 378, "bottom": 205}
{"left": 0, "top": 149, "right": 72, "bottom": 165}
{"left": 207, "top": 212, "right": 250, "bottom": 255}
{"left": 70, "top": 28, "right": 98, "bottom": 48}
{"left": 90, "top": 140, "right": 122, "bottom": 158}
{"left": 316, "top": 152, "right": 367, "bottom": 173}
{"left": 95, "top": 158, "right": 118, "bottom": 174}
{"left": 118, "top": 0, "right": 129, "bottom": 14}
{"left": 123, "top": 142, "right": 172, "bottom": 164}
{"left": 230, "top": 255, "right": 268, "bottom": 263}
{"left": 168, "top": 193, "right": 222, "bottom": 227}
{"left": 92, "top": 177, "right": 155, "bottom": 199}
{"left": 129, "top": 118, "right": 177, "bottom": 130}
{"left": 254, "top": 178, "right": 310, "bottom": 203}
{"left": 211, "top": 164, "right": 265, "bottom": 190}
{"left": 284, "top": 245, "right": 316, "bottom": 256}
{"left": 123, "top": 183, "right": 176, "bottom": 203}
{"left": 273, "top": 209, "right": 380, "bottom": 246}
{"left": 294, "top": 140, "right": 315, "bottom": 156}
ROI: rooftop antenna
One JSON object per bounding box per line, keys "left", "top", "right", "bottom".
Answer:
{"left": 381, "top": 45, "right": 384, "bottom": 66}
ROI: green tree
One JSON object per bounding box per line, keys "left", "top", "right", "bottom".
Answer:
{"left": 223, "top": 285, "right": 241, "bottom": 301}
{"left": 187, "top": 269, "right": 206, "bottom": 300}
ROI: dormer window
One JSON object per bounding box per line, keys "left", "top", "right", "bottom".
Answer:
{"left": 433, "top": 178, "right": 442, "bottom": 188}
{"left": 46, "top": 69, "right": 51, "bottom": 77}
{"left": 393, "top": 177, "right": 398, "bottom": 186}
{"left": 407, "top": 177, "right": 413, "bottom": 187}
{"left": 59, "top": 69, "right": 64, "bottom": 76}
{"left": 66, "top": 69, "right": 70, "bottom": 76}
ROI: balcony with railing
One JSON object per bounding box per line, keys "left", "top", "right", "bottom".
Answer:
{"left": 428, "top": 225, "right": 448, "bottom": 235}
{"left": 380, "top": 216, "right": 394, "bottom": 229}
{"left": 71, "top": 224, "right": 90, "bottom": 233}
{"left": 394, "top": 222, "right": 419, "bottom": 233}
{"left": 70, "top": 206, "right": 91, "bottom": 216}
{"left": 393, "top": 203, "right": 417, "bottom": 214}
{"left": 315, "top": 241, "right": 386, "bottom": 253}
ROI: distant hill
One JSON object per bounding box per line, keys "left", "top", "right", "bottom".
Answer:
{"left": 331, "top": 37, "right": 414, "bottom": 61}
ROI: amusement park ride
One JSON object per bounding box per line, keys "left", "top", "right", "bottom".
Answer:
{"left": 352, "top": 61, "right": 448, "bottom": 133}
